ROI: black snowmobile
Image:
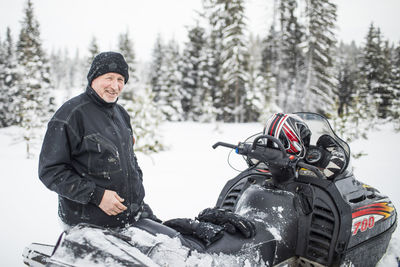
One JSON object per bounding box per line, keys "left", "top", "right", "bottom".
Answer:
{"left": 23, "top": 112, "right": 397, "bottom": 267}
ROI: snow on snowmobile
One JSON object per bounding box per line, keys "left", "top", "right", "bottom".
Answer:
{"left": 23, "top": 112, "right": 397, "bottom": 267}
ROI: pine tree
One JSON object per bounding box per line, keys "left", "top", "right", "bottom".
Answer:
{"left": 117, "top": 30, "right": 164, "bottom": 152}
{"left": 279, "top": 0, "right": 305, "bottom": 112}
{"left": 0, "top": 32, "right": 6, "bottom": 126}
{"left": 119, "top": 86, "right": 164, "bottom": 154}
{"left": 335, "top": 42, "right": 360, "bottom": 116}
{"left": 392, "top": 42, "right": 400, "bottom": 130}
{"left": 87, "top": 36, "right": 100, "bottom": 66}
{"left": 260, "top": 25, "right": 280, "bottom": 114}
{"left": 118, "top": 30, "right": 137, "bottom": 100}
{"left": 331, "top": 42, "right": 371, "bottom": 145}
{"left": 157, "top": 39, "right": 183, "bottom": 121}
{"left": 180, "top": 23, "right": 207, "bottom": 121}
{"left": 69, "top": 49, "right": 85, "bottom": 93}
{"left": 149, "top": 34, "right": 164, "bottom": 103}
{"left": 244, "top": 34, "right": 264, "bottom": 122}
{"left": 0, "top": 27, "right": 20, "bottom": 127}
{"left": 379, "top": 40, "right": 395, "bottom": 119}
{"left": 16, "top": 0, "right": 55, "bottom": 158}
{"left": 81, "top": 36, "right": 100, "bottom": 89}
{"left": 217, "top": 0, "right": 250, "bottom": 122}
{"left": 359, "top": 24, "right": 392, "bottom": 119}
{"left": 202, "top": 0, "right": 225, "bottom": 121}
{"left": 303, "top": 0, "right": 337, "bottom": 114}
{"left": 60, "top": 48, "right": 75, "bottom": 100}
{"left": 49, "top": 48, "right": 64, "bottom": 90}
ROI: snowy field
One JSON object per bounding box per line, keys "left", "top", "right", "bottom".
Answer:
{"left": 0, "top": 121, "right": 399, "bottom": 266}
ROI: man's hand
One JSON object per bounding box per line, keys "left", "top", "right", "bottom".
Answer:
{"left": 98, "top": 190, "right": 127, "bottom": 216}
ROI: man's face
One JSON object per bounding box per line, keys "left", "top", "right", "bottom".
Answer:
{"left": 91, "top": 72, "right": 125, "bottom": 103}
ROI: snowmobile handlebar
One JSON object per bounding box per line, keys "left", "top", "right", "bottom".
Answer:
{"left": 251, "top": 135, "right": 287, "bottom": 157}
{"left": 213, "top": 136, "right": 325, "bottom": 180}
{"left": 212, "top": 135, "right": 287, "bottom": 159}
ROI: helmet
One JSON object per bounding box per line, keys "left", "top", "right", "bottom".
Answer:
{"left": 264, "top": 113, "right": 311, "bottom": 158}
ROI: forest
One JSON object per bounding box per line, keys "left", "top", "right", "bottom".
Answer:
{"left": 0, "top": 0, "right": 399, "bottom": 156}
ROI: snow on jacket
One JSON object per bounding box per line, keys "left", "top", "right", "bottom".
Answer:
{"left": 39, "top": 86, "right": 145, "bottom": 228}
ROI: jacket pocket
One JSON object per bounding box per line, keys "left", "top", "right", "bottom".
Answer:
{"left": 84, "top": 133, "right": 122, "bottom": 178}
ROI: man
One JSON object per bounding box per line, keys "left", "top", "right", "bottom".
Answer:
{"left": 39, "top": 51, "right": 156, "bottom": 228}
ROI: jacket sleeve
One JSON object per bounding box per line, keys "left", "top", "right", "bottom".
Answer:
{"left": 38, "top": 118, "right": 104, "bottom": 205}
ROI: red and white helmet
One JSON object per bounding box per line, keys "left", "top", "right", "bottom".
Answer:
{"left": 264, "top": 113, "right": 311, "bottom": 158}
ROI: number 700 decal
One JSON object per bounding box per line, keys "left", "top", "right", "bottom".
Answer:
{"left": 351, "top": 202, "right": 394, "bottom": 236}
{"left": 352, "top": 216, "right": 375, "bottom": 235}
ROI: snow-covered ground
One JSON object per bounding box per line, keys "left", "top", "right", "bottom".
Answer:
{"left": 0, "top": 121, "right": 398, "bottom": 266}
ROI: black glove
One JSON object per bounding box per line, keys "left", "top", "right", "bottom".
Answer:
{"left": 195, "top": 221, "right": 224, "bottom": 246}
{"left": 163, "top": 218, "right": 224, "bottom": 246}
{"left": 140, "top": 203, "right": 162, "bottom": 223}
{"left": 197, "top": 208, "right": 256, "bottom": 238}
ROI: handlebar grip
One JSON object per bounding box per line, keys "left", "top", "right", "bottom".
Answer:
{"left": 212, "top": 142, "right": 237, "bottom": 150}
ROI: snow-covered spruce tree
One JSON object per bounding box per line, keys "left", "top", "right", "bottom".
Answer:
{"left": 87, "top": 36, "right": 100, "bottom": 67}
{"left": 80, "top": 36, "right": 100, "bottom": 90}
{"left": 213, "top": 0, "right": 250, "bottom": 122}
{"left": 130, "top": 86, "right": 164, "bottom": 153}
{"left": 194, "top": 23, "right": 221, "bottom": 122}
{"left": 392, "top": 42, "right": 400, "bottom": 130}
{"left": 303, "top": 0, "right": 337, "bottom": 114}
{"left": 359, "top": 24, "right": 391, "bottom": 120}
{"left": 157, "top": 39, "right": 183, "bottom": 121}
{"left": 117, "top": 30, "right": 164, "bottom": 153}
{"left": 49, "top": 49, "right": 63, "bottom": 90}
{"left": 59, "top": 48, "right": 76, "bottom": 101}
{"left": 331, "top": 42, "right": 371, "bottom": 145}
{"left": 0, "top": 27, "right": 20, "bottom": 127}
{"left": 0, "top": 32, "right": 6, "bottom": 127}
{"left": 181, "top": 23, "right": 205, "bottom": 121}
{"left": 278, "top": 0, "right": 306, "bottom": 112}
{"left": 69, "top": 49, "right": 85, "bottom": 94}
{"left": 118, "top": 30, "right": 138, "bottom": 100}
{"left": 380, "top": 40, "right": 396, "bottom": 120}
{"left": 259, "top": 25, "right": 281, "bottom": 117}
{"left": 120, "top": 86, "right": 165, "bottom": 154}
{"left": 245, "top": 34, "right": 264, "bottom": 122}
{"left": 197, "top": 36, "right": 220, "bottom": 123}
{"left": 181, "top": 23, "right": 216, "bottom": 121}
{"left": 16, "top": 0, "right": 55, "bottom": 158}
{"left": 334, "top": 42, "right": 360, "bottom": 117}
{"left": 49, "top": 48, "right": 73, "bottom": 104}
{"left": 202, "top": 0, "right": 226, "bottom": 121}
{"left": 149, "top": 34, "right": 164, "bottom": 104}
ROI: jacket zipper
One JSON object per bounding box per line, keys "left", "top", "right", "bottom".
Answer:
{"left": 109, "top": 109, "right": 136, "bottom": 221}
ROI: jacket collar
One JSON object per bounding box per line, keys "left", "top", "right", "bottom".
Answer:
{"left": 85, "top": 85, "right": 118, "bottom": 109}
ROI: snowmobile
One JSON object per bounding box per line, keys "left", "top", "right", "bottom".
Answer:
{"left": 23, "top": 112, "right": 397, "bottom": 267}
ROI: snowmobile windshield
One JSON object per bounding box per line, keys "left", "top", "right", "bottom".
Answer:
{"left": 295, "top": 112, "right": 351, "bottom": 171}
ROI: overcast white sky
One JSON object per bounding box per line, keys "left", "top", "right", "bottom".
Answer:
{"left": 0, "top": 0, "right": 399, "bottom": 62}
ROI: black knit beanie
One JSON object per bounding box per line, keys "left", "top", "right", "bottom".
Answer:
{"left": 87, "top": 51, "right": 129, "bottom": 85}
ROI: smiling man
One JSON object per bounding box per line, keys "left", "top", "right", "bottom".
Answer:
{"left": 38, "top": 52, "right": 158, "bottom": 229}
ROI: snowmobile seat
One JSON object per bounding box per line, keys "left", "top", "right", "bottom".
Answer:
{"left": 133, "top": 218, "right": 276, "bottom": 264}
{"left": 133, "top": 218, "right": 206, "bottom": 252}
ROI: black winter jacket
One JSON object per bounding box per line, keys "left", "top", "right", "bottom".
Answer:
{"left": 39, "top": 86, "right": 145, "bottom": 228}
